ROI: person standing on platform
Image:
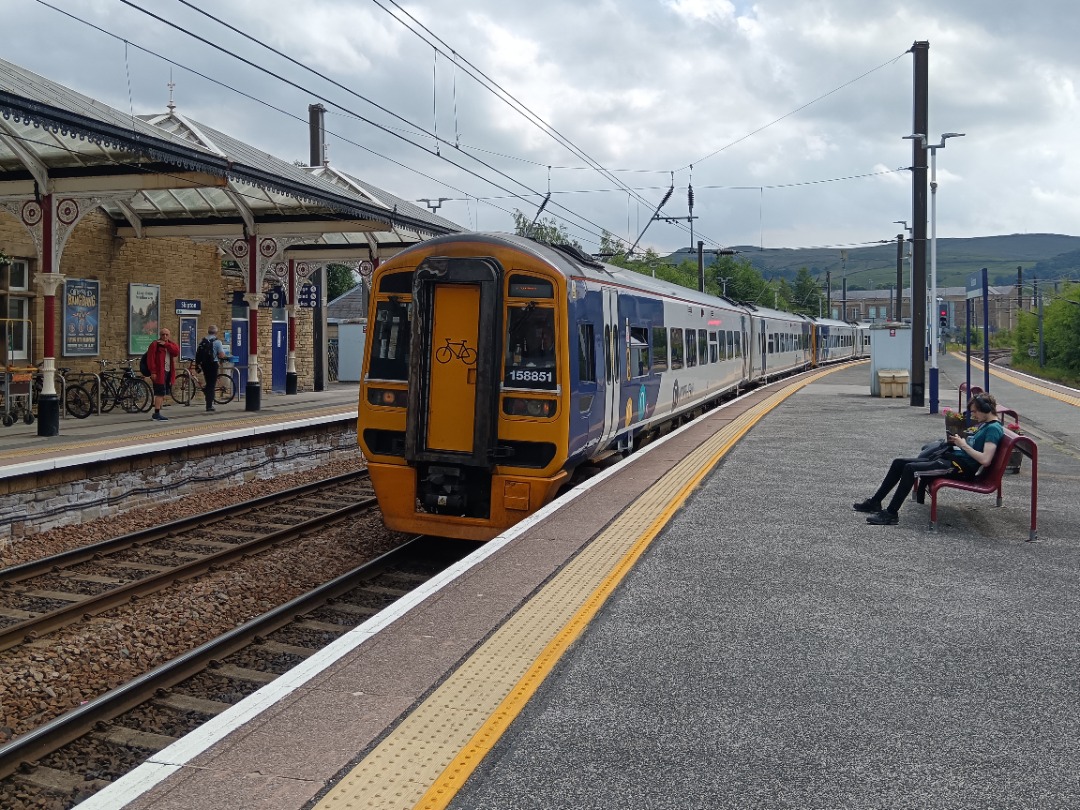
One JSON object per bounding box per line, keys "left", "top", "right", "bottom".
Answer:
{"left": 853, "top": 392, "right": 1004, "bottom": 526}
{"left": 197, "top": 324, "right": 227, "bottom": 412}
{"left": 148, "top": 327, "right": 180, "bottom": 422}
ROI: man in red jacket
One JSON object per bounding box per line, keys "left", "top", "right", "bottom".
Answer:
{"left": 147, "top": 327, "right": 180, "bottom": 421}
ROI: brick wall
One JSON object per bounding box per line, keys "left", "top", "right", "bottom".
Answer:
{"left": 1, "top": 208, "right": 318, "bottom": 390}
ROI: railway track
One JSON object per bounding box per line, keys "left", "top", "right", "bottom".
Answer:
{"left": 0, "top": 536, "right": 479, "bottom": 808}
{"left": 0, "top": 471, "right": 375, "bottom": 653}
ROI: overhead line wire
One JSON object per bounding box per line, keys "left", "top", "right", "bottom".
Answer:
{"left": 680, "top": 50, "right": 911, "bottom": 171}
{"left": 101, "top": 0, "right": 615, "bottom": 248}
{"left": 158, "top": 0, "right": 628, "bottom": 247}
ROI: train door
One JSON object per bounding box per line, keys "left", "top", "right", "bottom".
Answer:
{"left": 758, "top": 318, "right": 768, "bottom": 377}
{"left": 405, "top": 257, "right": 502, "bottom": 468}
{"left": 598, "top": 287, "right": 621, "bottom": 449}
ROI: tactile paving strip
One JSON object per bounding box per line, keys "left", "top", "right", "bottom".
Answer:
{"left": 314, "top": 369, "right": 840, "bottom": 810}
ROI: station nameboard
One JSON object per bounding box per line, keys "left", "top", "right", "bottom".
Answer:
{"left": 175, "top": 298, "right": 202, "bottom": 314}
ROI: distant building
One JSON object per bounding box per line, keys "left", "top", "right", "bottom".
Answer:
{"left": 833, "top": 286, "right": 1030, "bottom": 333}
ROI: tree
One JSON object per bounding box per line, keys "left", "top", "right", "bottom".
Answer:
{"left": 511, "top": 209, "right": 582, "bottom": 249}
{"left": 326, "top": 263, "right": 359, "bottom": 302}
{"left": 790, "top": 268, "right": 824, "bottom": 316}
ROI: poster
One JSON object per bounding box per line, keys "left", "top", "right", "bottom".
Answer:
{"left": 178, "top": 316, "right": 198, "bottom": 361}
{"left": 63, "top": 278, "right": 100, "bottom": 356}
{"left": 128, "top": 283, "right": 161, "bottom": 355}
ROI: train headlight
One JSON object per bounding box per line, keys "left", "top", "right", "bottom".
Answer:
{"left": 368, "top": 387, "right": 407, "bottom": 408}
{"left": 503, "top": 397, "right": 555, "bottom": 417}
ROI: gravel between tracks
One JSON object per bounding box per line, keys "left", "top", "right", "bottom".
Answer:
{"left": 0, "top": 453, "right": 412, "bottom": 743}
{"left": 0, "top": 454, "right": 367, "bottom": 569}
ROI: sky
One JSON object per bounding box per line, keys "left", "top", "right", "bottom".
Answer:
{"left": 4, "top": 0, "right": 1080, "bottom": 257}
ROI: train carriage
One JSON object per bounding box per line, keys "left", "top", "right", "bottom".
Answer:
{"left": 358, "top": 232, "right": 853, "bottom": 541}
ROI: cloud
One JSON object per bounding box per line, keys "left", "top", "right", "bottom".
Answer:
{"left": 4, "top": 0, "right": 1080, "bottom": 257}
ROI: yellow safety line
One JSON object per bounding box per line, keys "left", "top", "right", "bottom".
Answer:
{"left": 413, "top": 368, "right": 835, "bottom": 810}
{"left": 954, "top": 355, "right": 1080, "bottom": 408}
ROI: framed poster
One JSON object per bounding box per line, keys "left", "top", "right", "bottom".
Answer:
{"left": 63, "top": 278, "right": 100, "bottom": 356}
{"left": 129, "top": 283, "right": 161, "bottom": 355}
{"left": 178, "top": 316, "right": 198, "bottom": 361}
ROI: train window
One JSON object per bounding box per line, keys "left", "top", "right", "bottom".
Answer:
{"left": 629, "top": 326, "right": 649, "bottom": 377}
{"left": 578, "top": 323, "right": 596, "bottom": 383}
{"left": 508, "top": 274, "right": 554, "bottom": 299}
{"left": 368, "top": 299, "right": 412, "bottom": 381}
{"left": 378, "top": 272, "right": 413, "bottom": 294}
{"left": 734, "top": 332, "right": 741, "bottom": 358}
{"left": 768, "top": 333, "right": 775, "bottom": 354}
{"left": 685, "top": 329, "right": 697, "bottom": 367}
{"left": 505, "top": 305, "right": 557, "bottom": 390}
{"left": 651, "top": 326, "right": 668, "bottom": 372}
{"left": 709, "top": 331, "right": 718, "bottom": 363}
{"left": 698, "top": 330, "right": 709, "bottom": 365}
{"left": 669, "top": 328, "right": 684, "bottom": 370}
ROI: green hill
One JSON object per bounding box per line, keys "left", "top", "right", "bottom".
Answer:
{"left": 668, "top": 234, "right": 1080, "bottom": 290}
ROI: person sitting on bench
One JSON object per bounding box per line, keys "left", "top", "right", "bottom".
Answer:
{"left": 853, "top": 392, "right": 1004, "bottom": 526}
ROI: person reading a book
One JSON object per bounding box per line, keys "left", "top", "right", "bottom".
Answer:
{"left": 853, "top": 392, "right": 1004, "bottom": 526}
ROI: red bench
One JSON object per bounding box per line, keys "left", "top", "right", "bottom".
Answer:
{"left": 919, "top": 428, "right": 1039, "bottom": 541}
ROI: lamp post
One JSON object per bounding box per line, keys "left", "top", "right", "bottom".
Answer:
{"left": 903, "top": 132, "right": 965, "bottom": 414}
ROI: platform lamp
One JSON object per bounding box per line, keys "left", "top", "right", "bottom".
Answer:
{"left": 902, "top": 131, "right": 965, "bottom": 415}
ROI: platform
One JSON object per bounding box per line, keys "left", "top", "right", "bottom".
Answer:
{"left": 61, "top": 357, "right": 1080, "bottom": 809}
{"left": 0, "top": 383, "right": 359, "bottom": 479}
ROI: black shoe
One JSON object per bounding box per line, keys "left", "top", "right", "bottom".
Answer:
{"left": 866, "top": 510, "right": 899, "bottom": 526}
{"left": 853, "top": 499, "right": 882, "bottom": 513}
{"left": 206, "top": 406, "right": 216, "bottom": 412}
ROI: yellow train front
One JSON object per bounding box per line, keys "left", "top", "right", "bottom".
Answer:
{"left": 358, "top": 234, "right": 572, "bottom": 541}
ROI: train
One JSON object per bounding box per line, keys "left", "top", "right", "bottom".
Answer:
{"left": 358, "top": 232, "right": 867, "bottom": 541}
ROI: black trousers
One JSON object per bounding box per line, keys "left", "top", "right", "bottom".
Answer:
{"left": 201, "top": 362, "right": 218, "bottom": 409}
{"left": 871, "top": 456, "right": 953, "bottom": 513}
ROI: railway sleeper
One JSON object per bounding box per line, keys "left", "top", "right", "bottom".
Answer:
{"left": 92, "top": 725, "right": 176, "bottom": 752}
{"left": 153, "top": 692, "right": 231, "bottom": 717}
{"left": 15, "top": 763, "right": 110, "bottom": 795}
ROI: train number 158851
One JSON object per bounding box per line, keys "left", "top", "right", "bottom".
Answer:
{"left": 507, "top": 369, "right": 554, "bottom": 384}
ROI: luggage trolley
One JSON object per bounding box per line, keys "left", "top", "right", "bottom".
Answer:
{"left": 1, "top": 317, "right": 34, "bottom": 426}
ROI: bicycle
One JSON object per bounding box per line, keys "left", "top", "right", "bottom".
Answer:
{"left": 30, "top": 364, "right": 94, "bottom": 420}
{"left": 172, "top": 360, "right": 235, "bottom": 406}
{"left": 89, "top": 359, "right": 153, "bottom": 414}
{"left": 435, "top": 338, "right": 477, "bottom": 365}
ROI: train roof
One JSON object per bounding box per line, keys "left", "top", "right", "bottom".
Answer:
{"left": 811, "top": 316, "right": 858, "bottom": 329}
{"left": 404, "top": 231, "right": 748, "bottom": 311}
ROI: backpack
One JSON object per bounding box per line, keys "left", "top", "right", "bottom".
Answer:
{"left": 195, "top": 337, "right": 215, "bottom": 368}
{"left": 139, "top": 350, "right": 150, "bottom": 377}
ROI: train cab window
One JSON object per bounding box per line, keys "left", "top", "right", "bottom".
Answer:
{"left": 651, "top": 326, "right": 668, "bottom": 372}
{"left": 669, "top": 327, "right": 684, "bottom": 370}
{"left": 369, "top": 298, "right": 412, "bottom": 381}
{"left": 698, "top": 330, "right": 709, "bottom": 365}
{"left": 505, "top": 305, "right": 557, "bottom": 390}
{"left": 578, "top": 323, "right": 596, "bottom": 383}
{"left": 629, "top": 326, "right": 649, "bottom": 377}
{"left": 378, "top": 272, "right": 413, "bottom": 294}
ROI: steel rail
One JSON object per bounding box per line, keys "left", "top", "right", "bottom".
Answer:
{"left": 0, "top": 470, "right": 370, "bottom": 582}
{"left": 0, "top": 537, "right": 435, "bottom": 781}
{"left": 0, "top": 478, "right": 375, "bottom": 652}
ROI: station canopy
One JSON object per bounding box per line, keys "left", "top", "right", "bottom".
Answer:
{"left": 0, "top": 57, "right": 461, "bottom": 257}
